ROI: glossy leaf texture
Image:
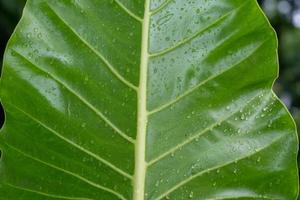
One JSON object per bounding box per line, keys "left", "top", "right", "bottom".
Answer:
{"left": 0, "top": 0, "right": 298, "bottom": 200}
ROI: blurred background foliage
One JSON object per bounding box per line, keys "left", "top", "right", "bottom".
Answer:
{"left": 0, "top": 0, "right": 299, "bottom": 179}
{"left": 0, "top": 0, "right": 26, "bottom": 58}
{"left": 259, "top": 0, "right": 300, "bottom": 135}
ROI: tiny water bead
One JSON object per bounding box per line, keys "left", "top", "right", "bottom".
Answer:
{"left": 256, "top": 156, "right": 261, "bottom": 163}
{"left": 233, "top": 168, "right": 238, "bottom": 174}
{"left": 84, "top": 76, "right": 89, "bottom": 84}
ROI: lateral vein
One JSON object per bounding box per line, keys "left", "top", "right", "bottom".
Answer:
{"left": 148, "top": 40, "right": 267, "bottom": 116}
{"left": 148, "top": 2, "right": 247, "bottom": 58}
{"left": 5, "top": 183, "right": 93, "bottom": 200}
{"left": 5, "top": 143, "right": 127, "bottom": 200}
{"left": 150, "top": 0, "right": 173, "bottom": 16}
{"left": 147, "top": 92, "right": 264, "bottom": 166}
{"left": 155, "top": 134, "right": 285, "bottom": 200}
{"left": 46, "top": 3, "right": 138, "bottom": 91}
{"left": 13, "top": 50, "right": 135, "bottom": 144}
{"left": 204, "top": 195, "right": 280, "bottom": 200}
{"left": 10, "top": 103, "right": 133, "bottom": 180}
{"left": 114, "top": 0, "right": 143, "bottom": 22}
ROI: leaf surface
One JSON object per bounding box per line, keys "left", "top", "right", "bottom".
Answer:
{"left": 0, "top": 0, "right": 298, "bottom": 200}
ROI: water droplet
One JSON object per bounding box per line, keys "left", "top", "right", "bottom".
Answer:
{"left": 155, "top": 180, "right": 159, "bottom": 187}
{"left": 268, "top": 120, "right": 273, "bottom": 128}
{"left": 156, "top": 13, "right": 174, "bottom": 26}
{"left": 256, "top": 156, "right": 261, "bottom": 163}
{"left": 233, "top": 168, "right": 238, "bottom": 174}
{"left": 240, "top": 114, "right": 245, "bottom": 120}
{"left": 84, "top": 76, "right": 89, "bottom": 81}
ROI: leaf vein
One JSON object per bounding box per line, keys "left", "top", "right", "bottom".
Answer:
{"left": 148, "top": 2, "right": 247, "bottom": 58}
{"left": 148, "top": 40, "right": 267, "bottom": 115}
{"left": 147, "top": 92, "right": 264, "bottom": 166}
{"left": 150, "top": 0, "right": 173, "bottom": 15}
{"left": 114, "top": 0, "right": 143, "bottom": 22}
{"left": 205, "top": 196, "right": 281, "bottom": 200}
{"left": 155, "top": 134, "right": 286, "bottom": 200}
{"left": 5, "top": 143, "right": 127, "bottom": 200}
{"left": 5, "top": 183, "right": 93, "bottom": 200}
{"left": 13, "top": 50, "right": 135, "bottom": 144}
{"left": 9, "top": 103, "right": 133, "bottom": 180}
{"left": 46, "top": 3, "right": 138, "bottom": 91}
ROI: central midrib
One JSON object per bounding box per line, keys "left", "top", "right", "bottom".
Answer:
{"left": 133, "top": 0, "right": 150, "bottom": 200}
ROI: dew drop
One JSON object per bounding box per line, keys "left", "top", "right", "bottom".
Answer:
{"left": 155, "top": 180, "right": 159, "bottom": 187}
{"left": 233, "top": 168, "right": 238, "bottom": 174}
{"left": 256, "top": 156, "right": 261, "bottom": 163}
{"left": 240, "top": 114, "right": 245, "bottom": 120}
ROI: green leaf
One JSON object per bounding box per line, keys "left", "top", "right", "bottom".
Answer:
{"left": 0, "top": 0, "right": 298, "bottom": 199}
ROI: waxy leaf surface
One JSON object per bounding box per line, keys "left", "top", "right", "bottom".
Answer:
{"left": 0, "top": 0, "right": 298, "bottom": 200}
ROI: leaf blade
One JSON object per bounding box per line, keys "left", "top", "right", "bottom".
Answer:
{"left": 0, "top": 0, "right": 298, "bottom": 200}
